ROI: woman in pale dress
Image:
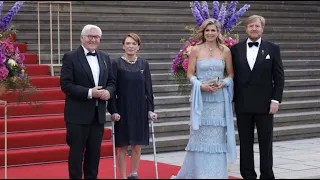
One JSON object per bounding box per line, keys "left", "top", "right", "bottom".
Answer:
{"left": 171, "top": 18, "right": 237, "bottom": 179}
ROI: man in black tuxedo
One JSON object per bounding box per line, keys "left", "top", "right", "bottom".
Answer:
{"left": 60, "top": 24, "right": 116, "bottom": 179}
{"left": 230, "top": 15, "right": 284, "bottom": 179}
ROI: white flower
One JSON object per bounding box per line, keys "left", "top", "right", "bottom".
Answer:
{"left": 7, "top": 59, "right": 17, "bottom": 66}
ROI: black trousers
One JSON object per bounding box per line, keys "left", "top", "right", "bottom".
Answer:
{"left": 236, "top": 112, "right": 275, "bottom": 179}
{"left": 66, "top": 107, "right": 105, "bottom": 179}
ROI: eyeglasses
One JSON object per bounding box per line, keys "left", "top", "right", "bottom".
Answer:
{"left": 84, "top": 35, "right": 101, "bottom": 40}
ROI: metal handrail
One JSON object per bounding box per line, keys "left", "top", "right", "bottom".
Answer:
{"left": 37, "top": 1, "right": 72, "bottom": 76}
{"left": 0, "top": 100, "right": 7, "bottom": 179}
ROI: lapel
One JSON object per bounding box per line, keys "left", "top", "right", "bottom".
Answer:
{"left": 238, "top": 40, "right": 251, "bottom": 73}
{"left": 96, "top": 51, "right": 105, "bottom": 86}
{"left": 251, "top": 39, "right": 267, "bottom": 71}
{"left": 77, "top": 46, "right": 95, "bottom": 86}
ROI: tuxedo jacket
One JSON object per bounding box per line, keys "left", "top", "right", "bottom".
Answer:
{"left": 230, "top": 39, "right": 285, "bottom": 114}
{"left": 60, "top": 46, "right": 116, "bottom": 124}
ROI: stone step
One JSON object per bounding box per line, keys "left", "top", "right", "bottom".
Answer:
{"left": 14, "top": 24, "right": 320, "bottom": 34}
{"left": 153, "top": 89, "right": 320, "bottom": 109}
{"left": 151, "top": 61, "right": 320, "bottom": 73}
{"left": 140, "top": 123, "right": 320, "bottom": 153}
{"left": 33, "top": 51, "right": 320, "bottom": 66}
{"left": 283, "top": 60, "right": 320, "bottom": 69}
{"left": 25, "top": 42, "right": 320, "bottom": 53}
{"left": 148, "top": 106, "right": 320, "bottom": 124}
{"left": 283, "top": 89, "right": 320, "bottom": 101}
{"left": 12, "top": 14, "right": 320, "bottom": 26}
{"left": 153, "top": 98, "right": 320, "bottom": 114}
{"left": 151, "top": 98, "right": 320, "bottom": 119}
{"left": 149, "top": 60, "right": 320, "bottom": 73}
{"left": 280, "top": 99, "right": 320, "bottom": 113}
{"left": 51, "top": 69, "right": 320, "bottom": 86}
{"left": 150, "top": 111, "right": 320, "bottom": 137}
{"left": 153, "top": 79, "right": 320, "bottom": 96}
{"left": 5, "top": 2, "right": 319, "bottom": 18}
{"left": 285, "top": 69, "right": 320, "bottom": 80}
{"left": 240, "top": 1, "right": 320, "bottom": 5}
{"left": 17, "top": 33, "right": 320, "bottom": 44}
{"left": 13, "top": 1, "right": 320, "bottom": 13}
{"left": 285, "top": 79, "right": 320, "bottom": 90}
{"left": 149, "top": 69, "right": 320, "bottom": 85}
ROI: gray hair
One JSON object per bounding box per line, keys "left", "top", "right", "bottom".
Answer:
{"left": 81, "top": 24, "right": 102, "bottom": 37}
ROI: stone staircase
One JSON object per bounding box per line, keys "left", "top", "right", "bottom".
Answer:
{"left": 5, "top": 1, "right": 320, "bottom": 153}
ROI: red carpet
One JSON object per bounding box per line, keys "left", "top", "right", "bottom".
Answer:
{"left": 0, "top": 157, "right": 179, "bottom": 179}
{"left": 0, "top": 157, "right": 240, "bottom": 179}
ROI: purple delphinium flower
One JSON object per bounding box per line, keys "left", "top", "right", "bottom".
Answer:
{"left": 0, "top": 1, "right": 3, "bottom": 17}
{"left": 191, "top": 6, "right": 204, "bottom": 27}
{"left": 212, "top": 1, "right": 219, "bottom": 19}
{"left": 0, "top": 1, "right": 24, "bottom": 32}
{"left": 223, "top": 1, "right": 238, "bottom": 31}
{"left": 193, "top": 1, "right": 205, "bottom": 20}
{"left": 217, "top": 3, "right": 227, "bottom": 30}
{"left": 201, "top": 1, "right": 210, "bottom": 19}
{"left": 0, "top": 65, "right": 9, "bottom": 81}
{"left": 226, "top": 4, "right": 250, "bottom": 32}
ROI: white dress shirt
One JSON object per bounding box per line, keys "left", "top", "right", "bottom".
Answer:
{"left": 81, "top": 45, "right": 100, "bottom": 100}
{"left": 246, "top": 38, "right": 279, "bottom": 104}
{"left": 246, "top": 37, "right": 261, "bottom": 71}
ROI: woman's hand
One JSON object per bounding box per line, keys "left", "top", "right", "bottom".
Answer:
{"left": 216, "top": 82, "right": 227, "bottom": 89}
{"left": 201, "top": 83, "right": 219, "bottom": 92}
{"left": 148, "top": 111, "right": 158, "bottom": 121}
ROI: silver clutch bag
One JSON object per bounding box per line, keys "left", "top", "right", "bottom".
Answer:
{"left": 202, "top": 77, "right": 220, "bottom": 86}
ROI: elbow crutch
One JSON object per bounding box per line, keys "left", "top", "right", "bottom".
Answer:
{"left": 150, "top": 120, "right": 159, "bottom": 179}
{"left": 111, "top": 121, "right": 117, "bottom": 179}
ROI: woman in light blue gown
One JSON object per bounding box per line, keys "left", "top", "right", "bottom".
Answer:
{"left": 171, "top": 18, "right": 237, "bottom": 179}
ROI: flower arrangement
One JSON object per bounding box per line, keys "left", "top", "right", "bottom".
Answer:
{"left": 0, "top": 35, "right": 35, "bottom": 100}
{"left": 0, "top": 1, "right": 40, "bottom": 106}
{"left": 171, "top": 1, "right": 250, "bottom": 94}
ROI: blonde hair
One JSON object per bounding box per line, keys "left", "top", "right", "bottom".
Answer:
{"left": 195, "top": 18, "right": 224, "bottom": 51}
{"left": 245, "top": 15, "right": 266, "bottom": 28}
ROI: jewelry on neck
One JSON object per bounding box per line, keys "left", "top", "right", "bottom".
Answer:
{"left": 205, "top": 44, "right": 215, "bottom": 57}
{"left": 122, "top": 56, "right": 137, "bottom": 64}
{"left": 209, "top": 47, "right": 213, "bottom": 56}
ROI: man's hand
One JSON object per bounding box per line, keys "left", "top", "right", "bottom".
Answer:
{"left": 269, "top": 102, "right": 279, "bottom": 114}
{"left": 111, "top": 113, "right": 120, "bottom": 122}
{"left": 92, "top": 86, "right": 104, "bottom": 98}
{"left": 100, "top": 90, "right": 110, "bottom": 100}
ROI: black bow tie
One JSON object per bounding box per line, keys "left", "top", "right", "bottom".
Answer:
{"left": 87, "top": 52, "right": 96, "bottom": 56}
{"left": 248, "top": 42, "right": 259, "bottom": 48}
